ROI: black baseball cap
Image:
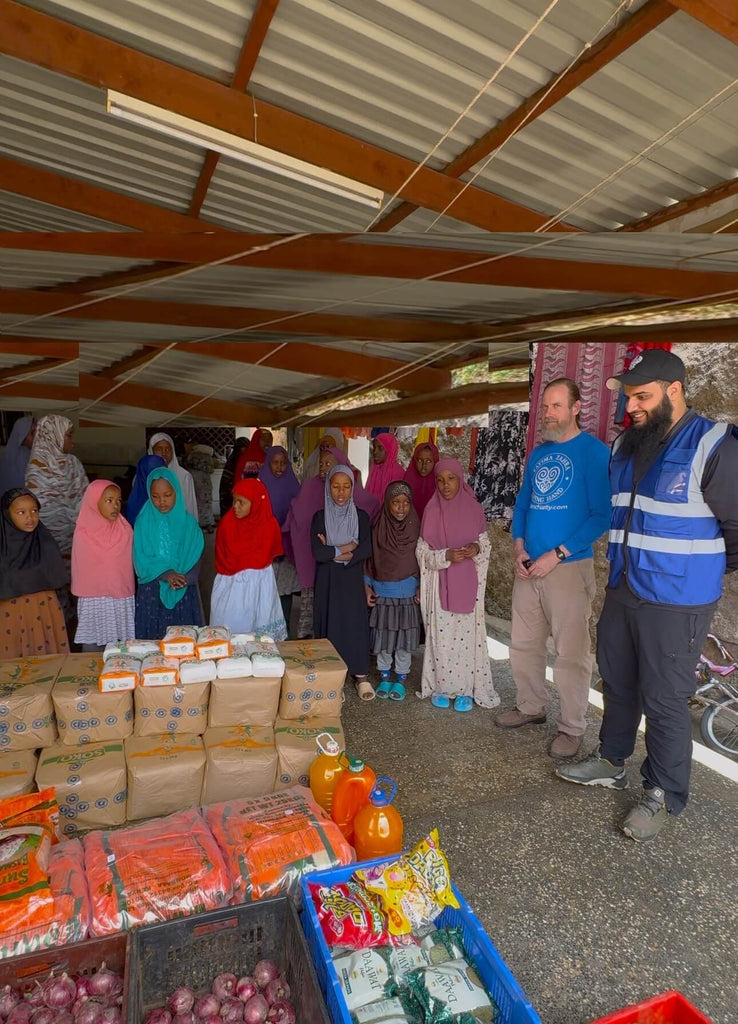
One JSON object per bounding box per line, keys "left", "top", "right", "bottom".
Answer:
{"left": 606, "top": 349, "right": 686, "bottom": 390}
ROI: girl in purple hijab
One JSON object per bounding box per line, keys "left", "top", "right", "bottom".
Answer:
{"left": 258, "top": 446, "right": 301, "bottom": 630}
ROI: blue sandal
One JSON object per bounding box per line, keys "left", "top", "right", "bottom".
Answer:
{"left": 376, "top": 671, "right": 392, "bottom": 699}
{"left": 454, "top": 695, "right": 473, "bottom": 713}
{"left": 389, "top": 682, "right": 406, "bottom": 701}
{"left": 431, "top": 694, "right": 450, "bottom": 709}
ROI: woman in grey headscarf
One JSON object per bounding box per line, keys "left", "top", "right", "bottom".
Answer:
{"left": 310, "top": 464, "right": 374, "bottom": 700}
{"left": 0, "top": 416, "right": 35, "bottom": 495}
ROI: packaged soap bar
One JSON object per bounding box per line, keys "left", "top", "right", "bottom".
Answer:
{"left": 140, "top": 653, "right": 180, "bottom": 687}
{"left": 178, "top": 659, "right": 217, "bottom": 684}
{"left": 103, "top": 640, "right": 159, "bottom": 661}
{"left": 160, "top": 626, "right": 198, "bottom": 658}
{"left": 196, "top": 626, "right": 231, "bottom": 661}
{"left": 98, "top": 656, "right": 140, "bottom": 692}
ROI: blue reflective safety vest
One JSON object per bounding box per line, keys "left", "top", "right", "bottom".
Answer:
{"left": 607, "top": 414, "right": 729, "bottom": 605}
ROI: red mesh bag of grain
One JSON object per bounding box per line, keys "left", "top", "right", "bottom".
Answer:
{"left": 83, "top": 807, "right": 232, "bottom": 935}
{"left": 203, "top": 785, "right": 354, "bottom": 905}
{"left": 0, "top": 788, "right": 58, "bottom": 940}
{"left": 0, "top": 838, "right": 90, "bottom": 960}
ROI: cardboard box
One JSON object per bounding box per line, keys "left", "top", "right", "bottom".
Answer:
{"left": 274, "top": 716, "right": 344, "bottom": 790}
{"left": 0, "top": 655, "right": 64, "bottom": 751}
{"left": 35, "top": 740, "right": 127, "bottom": 837}
{"left": 134, "top": 680, "right": 210, "bottom": 737}
{"left": 201, "top": 726, "right": 277, "bottom": 804}
{"left": 125, "top": 734, "right": 205, "bottom": 821}
{"left": 277, "top": 639, "right": 347, "bottom": 720}
{"left": 0, "top": 749, "right": 38, "bottom": 798}
{"left": 208, "top": 675, "right": 280, "bottom": 728}
{"left": 53, "top": 655, "right": 134, "bottom": 746}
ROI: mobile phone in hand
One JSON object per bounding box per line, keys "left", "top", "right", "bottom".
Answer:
{"left": 523, "top": 558, "right": 533, "bottom": 570}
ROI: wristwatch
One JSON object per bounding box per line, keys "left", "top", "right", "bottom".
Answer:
{"left": 554, "top": 546, "right": 566, "bottom": 562}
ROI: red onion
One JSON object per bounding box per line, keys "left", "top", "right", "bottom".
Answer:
{"left": 143, "top": 1011, "right": 172, "bottom": 1024}
{"left": 262, "top": 980, "right": 289, "bottom": 1008}
{"left": 86, "top": 969, "right": 122, "bottom": 1001}
{"left": 0, "top": 986, "right": 20, "bottom": 1018}
{"left": 6, "top": 1005, "right": 32, "bottom": 1024}
{"left": 194, "top": 996, "right": 220, "bottom": 1021}
{"left": 266, "top": 1003, "right": 295, "bottom": 1024}
{"left": 251, "top": 964, "right": 278, "bottom": 993}
{"left": 167, "top": 990, "right": 195, "bottom": 1017}
{"left": 30, "top": 1008, "right": 56, "bottom": 1024}
{"left": 201, "top": 1017, "right": 221, "bottom": 1024}
{"left": 241, "top": 997, "right": 268, "bottom": 1024}
{"left": 211, "top": 977, "right": 236, "bottom": 1003}
{"left": 73, "top": 1000, "right": 103, "bottom": 1024}
{"left": 100, "top": 1009, "right": 120, "bottom": 1024}
{"left": 218, "top": 999, "right": 242, "bottom": 1024}
{"left": 42, "top": 976, "right": 76, "bottom": 1011}
{"left": 74, "top": 980, "right": 91, "bottom": 1002}
{"left": 172, "top": 1014, "right": 195, "bottom": 1024}
{"left": 26, "top": 986, "right": 45, "bottom": 1010}
{"left": 235, "top": 979, "right": 257, "bottom": 1007}
{"left": 56, "top": 1012, "right": 74, "bottom": 1024}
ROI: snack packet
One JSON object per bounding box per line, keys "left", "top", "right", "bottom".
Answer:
{"left": 310, "top": 878, "right": 397, "bottom": 949}
{"left": 405, "top": 959, "right": 497, "bottom": 1023}
{"left": 333, "top": 948, "right": 396, "bottom": 1013}
{"left": 352, "top": 994, "right": 423, "bottom": 1024}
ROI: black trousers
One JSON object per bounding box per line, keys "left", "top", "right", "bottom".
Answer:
{"left": 596, "top": 588, "right": 713, "bottom": 814}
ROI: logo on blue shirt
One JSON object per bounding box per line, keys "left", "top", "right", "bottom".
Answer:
{"left": 532, "top": 452, "right": 574, "bottom": 505}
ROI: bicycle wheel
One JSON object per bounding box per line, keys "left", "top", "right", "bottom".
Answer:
{"left": 700, "top": 698, "right": 738, "bottom": 759}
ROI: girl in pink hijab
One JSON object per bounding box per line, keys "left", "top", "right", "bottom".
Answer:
{"left": 366, "top": 433, "right": 404, "bottom": 503}
{"left": 417, "top": 458, "right": 498, "bottom": 712}
{"left": 71, "top": 479, "right": 135, "bottom": 651}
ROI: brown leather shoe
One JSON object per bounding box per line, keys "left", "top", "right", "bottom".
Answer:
{"left": 549, "top": 732, "right": 582, "bottom": 758}
{"left": 495, "top": 708, "right": 546, "bottom": 729}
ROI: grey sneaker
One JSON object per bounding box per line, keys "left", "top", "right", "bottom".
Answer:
{"left": 556, "top": 752, "right": 628, "bottom": 789}
{"left": 622, "top": 787, "right": 668, "bottom": 842}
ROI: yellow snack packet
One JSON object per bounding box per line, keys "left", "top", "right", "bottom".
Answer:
{"left": 355, "top": 829, "right": 459, "bottom": 937}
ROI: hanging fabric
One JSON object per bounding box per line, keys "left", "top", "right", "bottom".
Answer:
{"left": 470, "top": 413, "right": 529, "bottom": 524}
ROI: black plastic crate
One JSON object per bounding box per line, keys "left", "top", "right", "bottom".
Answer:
{"left": 128, "top": 897, "right": 330, "bottom": 1024}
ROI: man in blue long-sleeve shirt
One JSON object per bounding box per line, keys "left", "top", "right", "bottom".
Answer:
{"left": 496, "top": 378, "right": 611, "bottom": 758}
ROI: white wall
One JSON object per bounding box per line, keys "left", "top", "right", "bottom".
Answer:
{"left": 74, "top": 425, "right": 147, "bottom": 478}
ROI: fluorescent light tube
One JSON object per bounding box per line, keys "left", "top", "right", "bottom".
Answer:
{"left": 106, "top": 90, "right": 384, "bottom": 208}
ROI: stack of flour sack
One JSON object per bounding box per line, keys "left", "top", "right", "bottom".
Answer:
{"left": 0, "top": 628, "right": 346, "bottom": 837}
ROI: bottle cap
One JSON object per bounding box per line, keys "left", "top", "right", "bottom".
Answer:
{"left": 369, "top": 776, "right": 397, "bottom": 806}
{"left": 316, "top": 732, "right": 340, "bottom": 756}
{"left": 345, "top": 754, "right": 365, "bottom": 773}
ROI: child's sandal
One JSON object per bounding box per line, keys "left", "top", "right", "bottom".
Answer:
{"left": 389, "top": 682, "right": 405, "bottom": 701}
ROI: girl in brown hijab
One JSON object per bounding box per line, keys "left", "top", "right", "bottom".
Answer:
{"left": 364, "top": 481, "right": 421, "bottom": 700}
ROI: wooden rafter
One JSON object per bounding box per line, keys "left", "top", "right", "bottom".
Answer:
{"left": 0, "top": 381, "right": 77, "bottom": 403}
{"left": 313, "top": 382, "right": 527, "bottom": 427}
{"left": 667, "top": 0, "right": 738, "bottom": 44}
{"left": 3, "top": 232, "right": 737, "bottom": 299}
{"left": 620, "top": 175, "right": 738, "bottom": 233}
{"left": 0, "top": 338, "right": 81, "bottom": 358}
{"left": 0, "top": 357, "right": 76, "bottom": 383}
{"left": 0, "top": 0, "right": 575, "bottom": 233}
{"left": 189, "top": 0, "right": 281, "bottom": 216}
{"left": 93, "top": 346, "right": 162, "bottom": 379}
{"left": 373, "top": 0, "right": 676, "bottom": 231}
{"left": 79, "top": 374, "right": 281, "bottom": 425}
{"left": 0, "top": 289, "right": 495, "bottom": 342}
{"left": 0, "top": 156, "right": 220, "bottom": 232}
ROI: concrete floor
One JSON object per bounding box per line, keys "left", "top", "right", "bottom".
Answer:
{"left": 340, "top": 646, "right": 738, "bottom": 1024}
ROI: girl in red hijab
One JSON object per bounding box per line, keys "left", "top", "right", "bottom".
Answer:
{"left": 233, "top": 429, "right": 273, "bottom": 481}
{"left": 366, "top": 432, "right": 404, "bottom": 503}
{"left": 211, "top": 478, "right": 287, "bottom": 638}
{"left": 403, "top": 441, "right": 440, "bottom": 518}
{"left": 417, "top": 459, "right": 499, "bottom": 713}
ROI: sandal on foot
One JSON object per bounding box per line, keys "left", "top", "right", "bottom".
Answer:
{"left": 454, "top": 695, "right": 473, "bottom": 712}
{"left": 376, "top": 680, "right": 392, "bottom": 699}
{"left": 431, "top": 694, "right": 450, "bottom": 709}
{"left": 355, "top": 678, "right": 376, "bottom": 702}
{"left": 389, "top": 682, "right": 406, "bottom": 701}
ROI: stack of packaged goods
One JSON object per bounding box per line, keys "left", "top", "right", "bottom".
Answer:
{"left": 0, "top": 656, "right": 64, "bottom": 772}
{"left": 274, "top": 639, "right": 347, "bottom": 789}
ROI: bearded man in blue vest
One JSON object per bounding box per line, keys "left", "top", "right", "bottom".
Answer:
{"left": 557, "top": 349, "right": 738, "bottom": 842}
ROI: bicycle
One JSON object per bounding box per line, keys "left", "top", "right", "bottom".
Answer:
{"left": 692, "top": 634, "right": 738, "bottom": 759}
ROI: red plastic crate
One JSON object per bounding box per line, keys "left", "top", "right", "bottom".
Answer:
{"left": 590, "top": 990, "right": 713, "bottom": 1023}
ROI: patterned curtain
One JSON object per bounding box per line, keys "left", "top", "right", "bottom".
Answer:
{"left": 470, "top": 412, "right": 529, "bottom": 524}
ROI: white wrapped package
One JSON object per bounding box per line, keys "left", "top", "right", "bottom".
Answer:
{"left": 140, "top": 654, "right": 180, "bottom": 687}
{"left": 103, "top": 640, "right": 159, "bottom": 661}
{"left": 245, "top": 642, "right": 285, "bottom": 678}
{"left": 231, "top": 633, "right": 276, "bottom": 647}
{"left": 160, "top": 626, "right": 198, "bottom": 659}
{"left": 196, "top": 626, "right": 231, "bottom": 661}
{"left": 178, "top": 659, "right": 217, "bottom": 684}
{"left": 98, "top": 656, "right": 140, "bottom": 692}
{"left": 216, "top": 655, "right": 253, "bottom": 679}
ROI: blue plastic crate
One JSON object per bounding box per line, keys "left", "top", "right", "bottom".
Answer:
{"left": 300, "top": 857, "right": 541, "bottom": 1024}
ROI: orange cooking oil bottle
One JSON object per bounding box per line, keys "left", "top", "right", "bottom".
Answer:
{"left": 353, "top": 776, "right": 404, "bottom": 862}
{"left": 309, "top": 732, "right": 345, "bottom": 814}
{"left": 330, "top": 754, "right": 376, "bottom": 844}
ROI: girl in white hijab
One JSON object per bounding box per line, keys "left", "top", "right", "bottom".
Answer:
{"left": 147, "top": 432, "right": 198, "bottom": 519}
{"left": 25, "top": 415, "right": 88, "bottom": 559}
{"left": 304, "top": 429, "right": 348, "bottom": 478}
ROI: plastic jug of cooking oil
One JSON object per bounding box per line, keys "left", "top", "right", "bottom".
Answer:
{"left": 330, "top": 754, "right": 376, "bottom": 844}
{"left": 309, "top": 732, "right": 344, "bottom": 814}
{"left": 352, "top": 776, "right": 404, "bottom": 861}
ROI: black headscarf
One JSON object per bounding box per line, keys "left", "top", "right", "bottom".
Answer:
{"left": 0, "top": 488, "right": 68, "bottom": 600}
{"left": 219, "top": 438, "right": 249, "bottom": 514}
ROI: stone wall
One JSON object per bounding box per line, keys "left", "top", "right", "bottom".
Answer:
{"left": 485, "top": 342, "right": 738, "bottom": 645}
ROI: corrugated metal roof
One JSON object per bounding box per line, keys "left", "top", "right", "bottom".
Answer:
{"left": 0, "top": 250, "right": 154, "bottom": 289}
{"left": 0, "top": 191, "right": 129, "bottom": 232}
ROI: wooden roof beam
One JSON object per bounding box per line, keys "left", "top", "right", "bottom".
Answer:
{"left": 92, "top": 346, "right": 162, "bottom": 379}
{"left": 0, "top": 156, "right": 221, "bottom": 232}
{"left": 313, "top": 381, "right": 527, "bottom": 427}
{"left": 619, "top": 174, "right": 738, "bottom": 232}
{"left": 0, "top": 289, "right": 495, "bottom": 342}
{"left": 373, "top": 0, "right": 675, "bottom": 231}
{"left": 0, "top": 338, "right": 81, "bottom": 359}
{"left": 189, "top": 0, "right": 281, "bottom": 216}
{"left": 79, "top": 374, "right": 282, "bottom": 425}
{"left": 0, "top": 0, "right": 574, "bottom": 233}
{"left": 0, "top": 357, "right": 76, "bottom": 382}
{"left": 0, "top": 381, "right": 77, "bottom": 403}
{"left": 667, "top": 1, "right": 738, "bottom": 44}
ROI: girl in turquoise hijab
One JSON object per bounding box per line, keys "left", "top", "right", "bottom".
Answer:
{"left": 133, "top": 467, "right": 205, "bottom": 635}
